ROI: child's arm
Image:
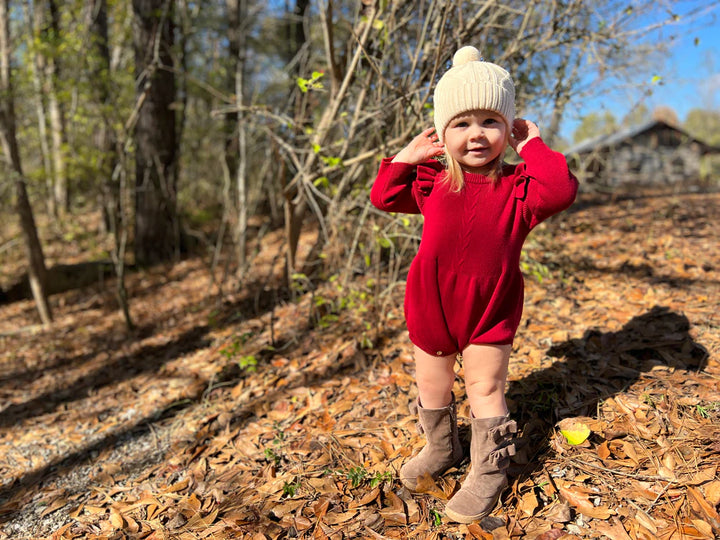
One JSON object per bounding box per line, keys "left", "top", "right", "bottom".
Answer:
{"left": 370, "top": 128, "right": 444, "bottom": 214}
{"left": 510, "top": 119, "right": 578, "bottom": 227}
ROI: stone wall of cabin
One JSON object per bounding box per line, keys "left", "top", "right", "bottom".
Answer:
{"left": 571, "top": 126, "right": 705, "bottom": 188}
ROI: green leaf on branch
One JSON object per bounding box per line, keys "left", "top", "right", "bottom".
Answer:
{"left": 296, "top": 71, "right": 325, "bottom": 93}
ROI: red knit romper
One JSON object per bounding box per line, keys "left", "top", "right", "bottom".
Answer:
{"left": 370, "top": 138, "right": 578, "bottom": 357}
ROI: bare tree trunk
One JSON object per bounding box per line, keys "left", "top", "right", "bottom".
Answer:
{"left": 88, "top": 0, "right": 118, "bottom": 233}
{"left": 88, "top": 0, "right": 133, "bottom": 330}
{"left": 132, "top": 0, "right": 179, "bottom": 266}
{"left": 0, "top": 0, "right": 52, "bottom": 325}
{"left": 45, "top": 0, "right": 69, "bottom": 214}
{"left": 235, "top": 0, "right": 248, "bottom": 272}
{"left": 282, "top": 0, "right": 311, "bottom": 278}
{"left": 24, "top": 3, "right": 55, "bottom": 219}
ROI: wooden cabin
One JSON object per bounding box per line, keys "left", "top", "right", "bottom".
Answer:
{"left": 565, "top": 120, "right": 719, "bottom": 189}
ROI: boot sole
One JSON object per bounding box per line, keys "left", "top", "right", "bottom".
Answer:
{"left": 444, "top": 494, "right": 500, "bottom": 524}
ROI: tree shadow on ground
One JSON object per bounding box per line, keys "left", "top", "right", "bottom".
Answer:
{"left": 539, "top": 254, "right": 719, "bottom": 290}
{"left": 0, "top": 269, "right": 298, "bottom": 522}
{"left": 0, "top": 293, "right": 405, "bottom": 528}
{"left": 0, "top": 271, "right": 293, "bottom": 429}
{"left": 567, "top": 186, "right": 720, "bottom": 215}
{"left": 505, "top": 305, "right": 709, "bottom": 482}
{"left": 0, "top": 261, "right": 118, "bottom": 304}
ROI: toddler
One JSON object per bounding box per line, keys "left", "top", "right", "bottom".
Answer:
{"left": 370, "top": 46, "right": 578, "bottom": 523}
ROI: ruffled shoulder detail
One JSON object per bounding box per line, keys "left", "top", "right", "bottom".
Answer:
{"left": 413, "top": 160, "right": 445, "bottom": 212}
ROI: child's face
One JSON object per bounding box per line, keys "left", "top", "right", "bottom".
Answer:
{"left": 444, "top": 110, "right": 508, "bottom": 174}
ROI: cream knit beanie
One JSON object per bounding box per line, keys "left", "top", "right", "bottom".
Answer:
{"left": 433, "top": 46, "right": 515, "bottom": 142}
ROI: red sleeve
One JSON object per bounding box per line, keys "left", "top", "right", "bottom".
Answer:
{"left": 370, "top": 158, "right": 443, "bottom": 214}
{"left": 515, "top": 138, "right": 578, "bottom": 228}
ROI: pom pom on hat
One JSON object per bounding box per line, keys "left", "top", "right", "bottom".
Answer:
{"left": 452, "top": 45, "right": 482, "bottom": 65}
{"left": 433, "top": 46, "right": 515, "bottom": 142}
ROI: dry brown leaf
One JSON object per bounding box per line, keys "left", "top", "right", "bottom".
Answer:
{"left": 108, "top": 506, "right": 125, "bottom": 529}
{"left": 384, "top": 490, "right": 405, "bottom": 511}
{"left": 40, "top": 496, "right": 68, "bottom": 517}
{"left": 619, "top": 440, "right": 640, "bottom": 464}
{"left": 591, "top": 516, "right": 632, "bottom": 540}
{"left": 535, "top": 530, "right": 566, "bottom": 540}
{"left": 633, "top": 508, "right": 658, "bottom": 535}
{"left": 687, "top": 486, "right": 720, "bottom": 531}
{"left": 597, "top": 441, "right": 611, "bottom": 460}
{"left": 556, "top": 480, "right": 614, "bottom": 520}
{"left": 519, "top": 490, "right": 539, "bottom": 516}
{"left": 413, "top": 472, "right": 447, "bottom": 499}
{"left": 691, "top": 519, "right": 715, "bottom": 538}
{"left": 164, "top": 477, "right": 190, "bottom": 493}
{"left": 312, "top": 497, "right": 331, "bottom": 520}
{"left": 545, "top": 501, "right": 572, "bottom": 523}
{"left": 379, "top": 509, "right": 407, "bottom": 526}
{"left": 324, "top": 510, "right": 358, "bottom": 525}
{"left": 353, "top": 486, "right": 380, "bottom": 507}
{"left": 688, "top": 466, "right": 718, "bottom": 486}
{"left": 294, "top": 516, "right": 313, "bottom": 531}
{"left": 702, "top": 480, "right": 720, "bottom": 506}
{"left": 465, "top": 523, "right": 493, "bottom": 539}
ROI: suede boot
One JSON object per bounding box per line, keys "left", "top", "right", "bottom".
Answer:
{"left": 444, "top": 415, "right": 516, "bottom": 523}
{"left": 400, "top": 394, "right": 464, "bottom": 491}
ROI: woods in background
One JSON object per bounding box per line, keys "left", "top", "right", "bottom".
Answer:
{"left": 0, "top": 0, "right": 718, "bottom": 325}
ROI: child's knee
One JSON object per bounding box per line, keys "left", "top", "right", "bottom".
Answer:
{"left": 465, "top": 377, "right": 504, "bottom": 400}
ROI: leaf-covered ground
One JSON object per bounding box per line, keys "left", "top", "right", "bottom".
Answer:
{"left": 1, "top": 190, "right": 719, "bottom": 540}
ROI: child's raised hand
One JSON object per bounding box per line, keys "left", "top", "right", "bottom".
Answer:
{"left": 392, "top": 127, "right": 445, "bottom": 165}
{"left": 509, "top": 118, "right": 540, "bottom": 154}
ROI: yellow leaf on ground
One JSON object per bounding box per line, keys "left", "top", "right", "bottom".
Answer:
{"left": 557, "top": 419, "right": 591, "bottom": 445}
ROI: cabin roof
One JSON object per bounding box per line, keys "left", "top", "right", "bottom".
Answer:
{"left": 565, "top": 119, "right": 718, "bottom": 157}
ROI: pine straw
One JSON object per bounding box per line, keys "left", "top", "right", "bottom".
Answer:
{"left": 1, "top": 190, "right": 719, "bottom": 540}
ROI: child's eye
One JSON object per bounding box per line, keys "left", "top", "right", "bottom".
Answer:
{"left": 483, "top": 118, "right": 498, "bottom": 125}
{"left": 453, "top": 121, "right": 469, "bottom": 128}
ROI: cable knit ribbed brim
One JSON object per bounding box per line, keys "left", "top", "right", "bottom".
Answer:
{"left": 433, "top": 46, "right": 515, "bottom": 142}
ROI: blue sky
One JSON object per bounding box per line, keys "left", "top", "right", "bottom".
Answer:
{"left": 559, "top": 2, "right": 720, "bottom": 140}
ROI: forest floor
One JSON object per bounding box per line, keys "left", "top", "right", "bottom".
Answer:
{"left": 1, "top": 188, "right": 719, "bottom": 540}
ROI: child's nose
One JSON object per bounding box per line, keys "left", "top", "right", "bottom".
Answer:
{"left": 469, "top": 125, "right": 485, "bottom": 139}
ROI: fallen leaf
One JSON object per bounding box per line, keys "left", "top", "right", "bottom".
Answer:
{"left": 414, "top": 472, "right": 447, "bottom": 499}
{"left": 519, "top": 490, "right": 539, "bottom": 516}
{"left": 703, "top": 480, "right": 720, "bottom": 506}
{"left": 466, "top": 523, "right": 493, "bottom": 539}
{"left": 546, "top": 501, "right": 572, "bottom": 523}
{"left": 592, "top": 516, "right": 632, "bottom": 540}
{"left": 596, "top": 441, "right": 611, "bottom": 460}
{"left": 108, "top": 506, "right": 125, "bottom": 529}
{"left": 324, "top": 510, "right": 358, "bottom": 525}
{"left": 40, "top": 496, "right": 68, "bottom": 517}
{"left": 691, "top": 519, "right": 714, "bottom": 538}
{"left": 687, "top": 486, "right": 720, "bottom": 531}
{"left": 535, "top": 530, "right": 566, "bottom": 540}
{"left": 633, "top": 508, "right": 658, "bottom": 534}
{"left": 556, "top": 480, "right": 614, "bottom": 520}
{"left": 557, "top": 419, "right": 591, "bottom": 446}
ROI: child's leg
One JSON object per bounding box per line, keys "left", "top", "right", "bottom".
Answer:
{"left": 461, "top": 343, "right": 511, "bottom": 418}
{"left": 413, "top": 345, "right": 457, "bottom": 408}
{"left": 445, "top": 343, "right": 515, "bottom": 523}
{"left": 400, "top": 345, "right": 463, "bottom": 491}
